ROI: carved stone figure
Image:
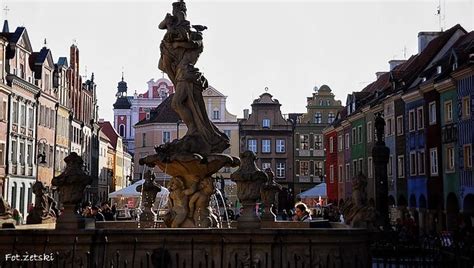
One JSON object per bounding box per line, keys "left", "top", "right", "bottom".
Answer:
{"left": 0, "top": 196, "right": 14, "bottom": 226}
{"left": 136, "top": 171, "right": 162, "bottom": 225}
{"left": 341, "top": 172, "right": 376, "bottom": 229}
{"left": 26, "top": 181, "right": 56, "bottom": 224}
{"left": 260, "top": 168, "right": 282, "bottom": 221}
{"left": 52, "top": 152, "right": 92, "bottom": 229}
{"left": 139, "top": 0, "right": 240, "bottom": 228}
{"left": 231, "top": 151, "right": 267, "bottom": 229}
{"left": 188, "top": 177, "right": 219, "bottom": 227}
{"left": 157, "top": 0, "right": 229, "bottom": 155}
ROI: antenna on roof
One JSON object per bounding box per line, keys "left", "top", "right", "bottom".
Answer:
{"left": 44, "top": 38, "right": 47, "bottom": 47}
{"left": 403, "top": 46, "right": 407, "bottom": 59}
{"left": 436, "top": 0, "right": 445, "bottom": 32}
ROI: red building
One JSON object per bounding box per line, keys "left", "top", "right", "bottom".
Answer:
{"left": 323, "top": 126, "right": 339, "bottom": 204}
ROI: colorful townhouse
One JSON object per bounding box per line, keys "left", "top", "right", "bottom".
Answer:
{"left": 322, "top": 125, "right": 338, "bottom": 204}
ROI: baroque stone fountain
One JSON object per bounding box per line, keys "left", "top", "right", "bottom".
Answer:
{"left": 139, "top": 0, "right": 239, "bottom": 228}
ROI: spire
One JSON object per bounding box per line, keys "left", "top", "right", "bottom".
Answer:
{"left": 122, "top": 71, "right": 124, "bottom": 81}
{"left": 2, "top": 19, "right": 8, "bottom": 33}
{"left": 44, "top": 38, "right": 47, "bottom": 47}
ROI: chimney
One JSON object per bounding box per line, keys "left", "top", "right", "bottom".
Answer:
{"left": 243, "top": 109, "right": 249, "bottom": 119}
{"left": 388, "top": 60, "right": 406, "bottom": 71}
{"left": 376, "top": 71, "right": 388, "bottom": 79}
{"left": 418, "top": 32, "right": 440, "bottom": 53}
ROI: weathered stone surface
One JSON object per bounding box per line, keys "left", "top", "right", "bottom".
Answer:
{"left": 52, "top": 152, "right": 92, "bottom": 230}
{"left": 136, "top": 171, "right": 162, "bottom": 224}
{"left": 231, "top": 151, "right": 267, "bottom": 229}
{"left": 260, "top": 168, "right": 282, "bottom": 222}
{"left": 26, "top": 181, "right": 56, "bottom": 224}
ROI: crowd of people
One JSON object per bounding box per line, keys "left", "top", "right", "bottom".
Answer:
{"left": 77, "top": 202, "right": 122, "bottom": 222}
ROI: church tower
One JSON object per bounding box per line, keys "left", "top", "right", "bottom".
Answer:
{"left": 113, "top": 74, "right": 133, "bottom": 152}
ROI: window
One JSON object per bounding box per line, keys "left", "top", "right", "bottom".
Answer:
{"left": 429, "top": 102, "right": 437, "bottom": 125}
{"left": 300, "top": 161, "right": 309, "bottom": 176}
{"left": 358, "top": 159, "right": 363, "bottom": 175}
{"left": 224, "top": 130, "right": 231, "bottom": 140}
{"left": 300, "top": 135, "right": 309, "bottom": 150}
{"left": 276, "top": 162, "right": 285, "bottom": 178}
{"left": 45, "top": 73, "right": 50, "bottom": 91}
{"left": 248, "top": 139, "right": 257, "bottom": 153}
{"left": 338, "top": 135, "right": 343, "bottom": 151}
{"left": 387, "top": 155, "right": 393, "bottom": 177}
{"left": 430, "top": 148, "right": 438, "bottom": 175}
{"left": 329, "top": 137, "right": 334, "bottom": 153}
{"left": 357, "top": 125, "right": 362, "bottom": 144}
{"left": 464, "top": 144, "right": 472, "bottom": 169}
{"left": 20, "top": 105, "right": 26, "bottom": 126}
{"left": 213, "top": 110, "right": 220, "bottom": 120}
{"left": 119, "top": 124, "right": 125, "bottom": 137}
{"left": 417, "top": 107, "right": 424, "bottom": 130}
{"left": 368, "top": 157, "right": 373, "bottom": 178}
{"left": 0, "top": 100, "right": 6, "bottom": 121}
{"left": 397, "top": 155, "right": 404, "bottom": 178}
{"left": 262, "top": 119, "right": 270, "bottom": 128}
{"left": 12, "top": 101, "right": 18, "bottom": 125}
{"left": 338, "top": 165, "right": 343, "bottom": 183}
{"left": 28, "top": 108, "right": 34, "bottom": 129}
{"left": 314, "top": 135, "right": 322, "bottom": 150}
{"left": 314, "top": 113, "right": 322, "bottom": 124}
{"left": 19, "top": 64, "right": 25, "bottom": 79}
{"left": 11, "top": 139, "right": 17, "bottom": 165}
{"left": 409, "top": 151, "right": 417, "bottom": 176}
{"left": 19, "top": 142, "right": 25, "bottom": 165}
{"left": 446, "top": 146, "right": 455, "bottom": 172}
{"left": 409, "top": 109, "right": 415, "bottom": 132}
{"left": 367, "top": 122, "right": 372, "bottom": 142}
{"left": 163, "top": 131, "right": 171, "bottom": 143}
{"left": 345, "top": 133, "right": 349, "bottom": 149}
{"left": 262, "top": 162, "right": 271, "bottom": 171}
{"left": 396, "top": 116, "right": 404, "bottom": 136}
{"left": 345, "top": 163, "right": 350, "bottom": 182}
{"left": 386, "top": 118, "right": 394, "bottom": 136}
{"left": 352, "top": 128, "right": 356, "bottom": 145}
{"left": 352, "top": 160, "right": 358, "bottom": 177}
{"left": 315, "top": 161, "right": 323, "bottom": 176}
{"left": 329, "top": 165, "right": 334, "bottom": 183}
{"left": 444, "top": 101, "right": 453, "bottom": 123}
{"left": 0, "top": 143, "right": 4, "bottom": 165}
{"left": 142, "top": 133, "right": 146, "bottom": 147}
{"left": 328, "top": 113, "right": 335, "bottom": 124}
{"left": 27, "top": 144, "right": 32, "bottom": 165}
{"left": 418, "top": 151, "right": 425, "bottom": 175}
{"left": 462, "top": 97, "right": 471, "bottom": 119}
{"left": 276, "top": 139, "right": 285, "bottom": 153}
{"left": 262, "top": 139, "right": 271, "bottom": 153}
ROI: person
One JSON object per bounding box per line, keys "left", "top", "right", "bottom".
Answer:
{"left": 91, "top": 206, "right": 105, "bottom": 221}
{"left": 293, "top": 202, "right": 312, "bottom": 222}
{"left": 12, "top": 209, "right": 22, "bottom": 225}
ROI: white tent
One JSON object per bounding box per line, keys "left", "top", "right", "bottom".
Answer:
{"left": 108, "top": 179, "right": 169, "bottom": 199}
{"left": 297, "top": 183, "right": 327, "bottom": 198}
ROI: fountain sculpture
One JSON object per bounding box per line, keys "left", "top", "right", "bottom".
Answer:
{"left": 139, "top": 0, "right": 239, "bottom": 227}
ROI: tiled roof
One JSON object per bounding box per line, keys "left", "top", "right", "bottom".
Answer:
{"left": 135, "top": 94, "right": 181, "bottom": 126}
{"left": 99, "top": 121, "right": 120, "bottom": 149}
{"left": 57, "top": 57, "right": 68, "bottom": 68}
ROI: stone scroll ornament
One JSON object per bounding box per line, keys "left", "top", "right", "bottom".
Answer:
{"left": 139, "top": 0, "right": 239, "bottom": 228}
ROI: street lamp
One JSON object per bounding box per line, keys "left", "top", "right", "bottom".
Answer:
{"left": 37, "top": 138, "right": 48, "bottom": 165}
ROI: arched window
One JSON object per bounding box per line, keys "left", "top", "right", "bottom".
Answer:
{"left": 11, "top": 182, "right": 17, "bottom": 208}
{"left": 119, "top": 124, "right": 126, "bottom": 138}
{"left": 19, "top": 183, "right": 25, "bottom": 215}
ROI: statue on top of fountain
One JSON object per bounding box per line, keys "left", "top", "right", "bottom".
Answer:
{"left": 139, "top": 0, "right": 239, "bottom": 228}
{"left": 157, "top": 0, "right": 229, "bottom": 156}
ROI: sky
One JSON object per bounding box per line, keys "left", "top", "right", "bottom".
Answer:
{"left": 3, "top": 0, "right": 473, "bottom": 121}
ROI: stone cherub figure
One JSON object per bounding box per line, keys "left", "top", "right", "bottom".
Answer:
{"left": 136, "top": 171, "right": 162, "bottom": 222}
{"left": 26, "top": 181, "right": 56, "bottom": 224}
{"left": 165, "top": 176, "right": 190, "bottom": 228}
{"left": 341, "top": 172, "right": 376, "bottom": 228}
{"left": 0, "top": 195, "right": 13, "bottom": 220}
{"left": 188, "top": 177, "right": 219, "bottom": 227}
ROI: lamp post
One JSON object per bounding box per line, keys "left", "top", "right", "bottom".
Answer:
{"left": 36, "top": 138, "right": 48, "bottom": 180}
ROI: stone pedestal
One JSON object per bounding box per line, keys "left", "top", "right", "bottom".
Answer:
{"left": 55, "top": 205, "right": 84, "bottom": 230}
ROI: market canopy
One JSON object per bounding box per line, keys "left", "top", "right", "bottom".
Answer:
{"left": 297, "top": 183, "right": 327, "bottom": 199}
{"left": 108, "top": 180, "right": 169, "bottom": 198}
